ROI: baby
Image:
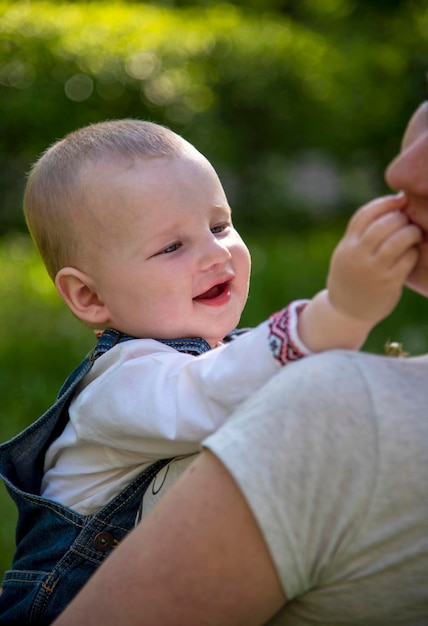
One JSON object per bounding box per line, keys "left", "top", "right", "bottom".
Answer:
{"left": 22, "top": 119, "right": 418, "bottom": 515}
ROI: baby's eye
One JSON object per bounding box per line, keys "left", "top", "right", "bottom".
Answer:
{"left": 160, "top": 242, "right": 181, "bottom": 255}
{"left": 211, "top": 223, "right": 229, "bottom": 235}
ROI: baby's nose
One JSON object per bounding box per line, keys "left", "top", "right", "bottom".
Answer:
{"left": 200, "top": 236, "right": 232, "bottom": 268}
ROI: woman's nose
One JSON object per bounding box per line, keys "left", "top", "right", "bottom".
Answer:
{"left": 385, "top": 156, "right": 406, "bottom": 191}
{"left": 385, "top": 141, "right": 428, "bottom": 197}
{"left": 385, "top": 101, "right": 428, "bottom": 195}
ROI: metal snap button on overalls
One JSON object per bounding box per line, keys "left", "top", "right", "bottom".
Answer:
{"left": 93, "top": 531, "right": 116, "bottom": 551}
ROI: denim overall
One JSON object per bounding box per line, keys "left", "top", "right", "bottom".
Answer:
{"left": 0, "top": 329, "right": 215, "bottom": 625}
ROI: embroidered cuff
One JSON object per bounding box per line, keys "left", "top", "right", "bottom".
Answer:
{"left": 268, "top": 300, "right": 312, "bottom": 365}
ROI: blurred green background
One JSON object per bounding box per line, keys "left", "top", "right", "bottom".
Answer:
{"left": 1, "top": 0, "right": 428, "bottom": 579}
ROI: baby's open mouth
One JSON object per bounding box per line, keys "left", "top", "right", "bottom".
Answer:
{"left": 194, "top": 281, "right": 230, "bottom": 301}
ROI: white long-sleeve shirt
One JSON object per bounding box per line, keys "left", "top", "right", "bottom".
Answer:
{"left": 42, "top": 302, "right": 310, "bottom": 514}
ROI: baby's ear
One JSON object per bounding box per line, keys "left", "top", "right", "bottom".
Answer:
{"left": 55, "top": 267, "right": 110, "bottom": 327}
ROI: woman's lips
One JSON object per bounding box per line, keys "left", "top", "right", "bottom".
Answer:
{"left": 194, "top": 281, "right": 231, "bottom": 305}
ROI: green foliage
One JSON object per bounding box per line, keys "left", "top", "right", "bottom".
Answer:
{"left": 0, "top": 0, "right": 427, "bottom": 234}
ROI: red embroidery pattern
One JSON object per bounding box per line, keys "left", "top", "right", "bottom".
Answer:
{"left": 268, "top": 305, "right": 306, "bottom": 365}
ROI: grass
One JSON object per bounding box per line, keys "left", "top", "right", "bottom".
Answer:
{"left": 1, "top": 229, "right": 427, "bottom": 578}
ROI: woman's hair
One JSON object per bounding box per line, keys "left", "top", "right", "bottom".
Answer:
{"left": 24, "top": 119, "right": 185, "bottom": 280}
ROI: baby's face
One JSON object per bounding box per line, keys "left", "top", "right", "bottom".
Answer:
{"left": 84, "top": 149, "right": 251, "bottom": 346}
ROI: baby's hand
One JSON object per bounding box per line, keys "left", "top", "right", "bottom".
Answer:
{"left": 327, "top": 193, "right": 422, "bottom": 325}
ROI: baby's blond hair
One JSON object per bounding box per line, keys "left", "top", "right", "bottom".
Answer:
{"left": 24, "top": 119, "right": 185, "bottom": 280}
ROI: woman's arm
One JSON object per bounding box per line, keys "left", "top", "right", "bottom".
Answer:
{"left": 53, "top": 450, "right": 286, "bottom": 626}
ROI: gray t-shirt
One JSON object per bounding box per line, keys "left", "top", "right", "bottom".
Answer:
{"left": 204, "top": 350, "right": 428, "bottom": 624}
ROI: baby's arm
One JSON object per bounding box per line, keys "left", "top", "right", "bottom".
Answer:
{"left": 297, "top": 193, "right": 421, "bottom": 352}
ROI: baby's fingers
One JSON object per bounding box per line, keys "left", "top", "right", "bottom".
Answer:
{"left": 390, "top": 244, "right": 420, "bottom": 283}
{"left": 375, "top": 222, "right": 422, "bottom": 268}
{"left": 345, "top": 193, "right": 408, "bottom": 236}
